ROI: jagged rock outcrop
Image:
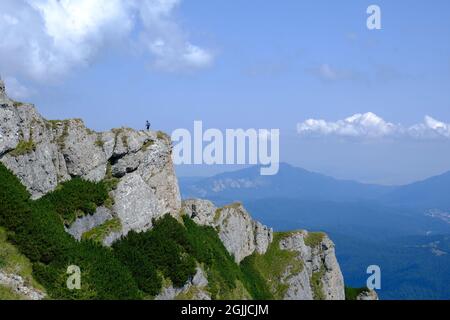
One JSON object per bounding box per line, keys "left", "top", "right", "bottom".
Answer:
{"left": 0, "top": 83, "right": 181, "bottom": 241}
{"left": 0, "top": 78, "right": 5, "bottom": 97}
{"left": 279, "top": 231, "right": 345, "bottom": 300}
{"left": 155, "top": 266, "right": 211, "bottom": 300}
{"left": 182, "top": 199, "right": 273, "bottom": 263}
{"left": 0, "top": 271, "right": 46, "bottom": 300}
{"left": 356, "top": 290, "right": 379, "bottom": 300}
{"left": 181, "top": 200, "right": 345, "bottom": 300}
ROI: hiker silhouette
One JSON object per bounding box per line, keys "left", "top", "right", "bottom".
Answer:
{"left": 145, "top": 120, "right": 151, "bottom": 130}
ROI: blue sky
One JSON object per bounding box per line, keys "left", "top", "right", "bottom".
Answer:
{"left": 1, "top": 0, "right": 450, "bottom": 184}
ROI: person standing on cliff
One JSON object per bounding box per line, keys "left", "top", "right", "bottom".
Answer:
{"left": 145, "top": 120, "right": 151, "bottom": 131}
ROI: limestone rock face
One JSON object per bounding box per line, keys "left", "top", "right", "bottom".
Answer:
{"left": 182, "top": 199, "right": 217, "bottom": 226}
{"left": 0, "top": 103, "right": 62, "bottom": 198}
{"left": 0, "top": 78, "right": 5, "bottom": 97}
{"left": 279, "top": 231, "right": 345, "bottom": 300}
{"left": 283, "top": 266, "right": 313, "bottom": 300}
{"left": 113, "top": 172, "right": 159, "bottom": 234}
{"left": 254, "top": 221, "right": 273, "bottom": 254}
{"left": 59, "top": 119, "right": 107, "bottom": 182}
{"left": 182, "top": 200, "right": 273, "bottom": 263}
{"left": 66, "top": 207, "right": 113, "bottom": 241}
{"left": 155, "top": 266, "right": 211, "bottom": 300}
{"left": 0, "top": 82, "right": 181, "bottom": 238}
{"left": 0, "top": 271, "right": 46, "bottom": 300}
{"left": 357, "top": 290, "right": 379, "bottom": 300}
{"left": 0, "top": 99, "right": 20, "bottom": 156}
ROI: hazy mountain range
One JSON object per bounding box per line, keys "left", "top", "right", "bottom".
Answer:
{"left": 179, "top": 163, "right": 450, "bottom": 299}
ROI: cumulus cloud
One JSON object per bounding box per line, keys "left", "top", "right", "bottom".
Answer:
{"left": 297, "top": 112, "right": 450, "bottom": 140}
{"left": 0, "top": 0, "right": 214, "bottom": 83}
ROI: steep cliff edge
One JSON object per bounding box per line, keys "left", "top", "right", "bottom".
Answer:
{"left": 182, "top": 199, "right": 345, "bottom": 300}
{"left": 1, "top": 80, "right": 347, "bottom": 300}
{"left": 1, "top": 80, "right": 180, "bottom": 244}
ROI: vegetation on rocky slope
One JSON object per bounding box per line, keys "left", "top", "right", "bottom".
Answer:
{"left": 0, "top": 163, "right": 140, "bottom": 299}
{"left": 0, "top": 162, "right": 325, "bottom": 300}
{"left": 81, "top": 218, "right": 122, "bottom": 243}
{"left": 241, "top": 232, "right": 303, "bottom": 299}
{"left": 304, "top": 232, "right": 326, "bottom": 248}
{"left": 39, "top": 178, "right": 109, "bottom": 225}
{"left": 344, "top": 286, "right": 370, "bottom": 300}
{"left": 0, "top": 285, "right": 24, "bottom": 300}
{"left": 9, "top": 139, "right": 36, "bottom": 157}
{"left": 182, "top": 215, "right": 271, "bottom": 299}
{"left": 0, "top": 163, "right": 277, "bottom": 299}
{"left": 0, "top": 227, "right": 46, "bottom": 299}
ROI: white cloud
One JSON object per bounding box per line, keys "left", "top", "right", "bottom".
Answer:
{"left": 3, "top": 77, "right": 34, "bottom": 100}
{"left": 316, "top": 64, "right": 339, "bottom": 81}
{"left": 297, "top": 112, "right": 450, "bottom": 140}
{"left": 307, "top": 63, "right": 362, "bottom": 82}
{"left": 0, "top": 0, "right": 213, "bottom": 83}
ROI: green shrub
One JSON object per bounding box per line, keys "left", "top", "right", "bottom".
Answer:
{"left": 304, "top": 232, "right": 325, "bottom": 248}
{"left": 240, "top": 233, "right": 302, "bottom": 299}
{"left": 39, "top": 178, "right": 109, "bottom": 225}
{"left": 310, "top": 265, "right": 326, "bottom": 300}
{"left": 81, "top": 218, "right": 121, "bottom": 243}
{"left": 95, "top": 136, "right": 104, "bottom": 148}
{"left": 113, "top": 215, "right": 196, "bottom": 295}
{"left": 9, "top": 140, "right": 36, "bottom": 157}
{"left": 183, "top": 215, "right": 269, "bottom": 299}
{"left": 345, "top": 286, "right": 369, "bottom": 300}
{"left": 0, "top": 163, "right": 140, "bottom": 299}
{"left": 183, "top": 216, "right": 239, "bottom": 293}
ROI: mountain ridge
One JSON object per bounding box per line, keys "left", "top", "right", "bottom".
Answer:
{"left": 0, "top": 78, "right": 358, "bottom": 300}
{"left": 180, "top": 162, "right": 397, "bottom": 205}
{"left": 180, "top": 162, "right": 450, "bottom": 209}
{"left": 177, "top": 161, "right": 450, "bottom": 299}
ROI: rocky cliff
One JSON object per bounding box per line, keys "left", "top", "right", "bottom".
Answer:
{"left": 182, "top": 200, "right": 273, "bottom": 263}
{"left": 182, "top": 199, "right": 345, "bottom": 300}
{"left": 1, "top": 79, "right": 180, "bottom": 243}
{"left": 0, "top": 79, "right": 347, "bottom": 300}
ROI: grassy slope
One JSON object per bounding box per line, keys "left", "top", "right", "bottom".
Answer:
{"left": 0, "top": 285, "right": 24, "bottom": 300}
{"left": 0, "top": 227, "right": 46, "bottom": 299}
{"left": 241, "top": 232, "right": 303, "bottom": 299}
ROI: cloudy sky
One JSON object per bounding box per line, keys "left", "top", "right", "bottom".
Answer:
{"left": 1, "top": 0, "right": 450, "bottom": 184}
